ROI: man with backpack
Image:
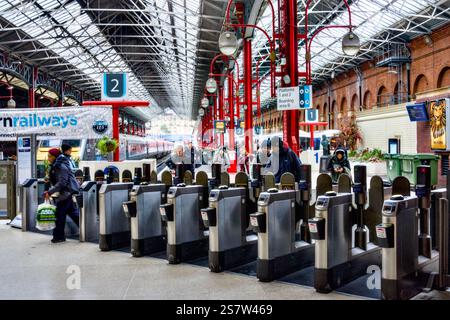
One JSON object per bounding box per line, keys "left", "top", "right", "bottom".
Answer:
{"left": 43, "top": 148, "right": 80, "bottom": 243}
{"left": 270, "top": 136, "right": 302, "bottom": 183}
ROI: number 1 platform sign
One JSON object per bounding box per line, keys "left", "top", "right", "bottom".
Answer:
{"left": 101, "top": 73, "right": 128, "bottom": 101}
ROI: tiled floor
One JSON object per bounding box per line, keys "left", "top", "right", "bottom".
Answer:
{"left": 0, "top": 221, "right": 361, "bottom": 300}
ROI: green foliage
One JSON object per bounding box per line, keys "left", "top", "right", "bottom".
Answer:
{"left": 43, "top": 159, "right": 50, "bottom": 176}
{"left": 348, "top": 148, "right": 384, "bottom": 162}
{"left": 96, "top": 136, "right": 118, "bottom": 156}
{"left": 348, "top": 150, "right": 358, "bottom": 158}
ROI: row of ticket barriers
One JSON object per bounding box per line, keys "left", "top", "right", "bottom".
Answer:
{"left": 19, "top": 162, "right": 450, "bottom": 300}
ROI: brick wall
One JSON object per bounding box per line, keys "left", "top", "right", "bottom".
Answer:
{"left": 257, "top": 23, "right": 450, "bottom": 185}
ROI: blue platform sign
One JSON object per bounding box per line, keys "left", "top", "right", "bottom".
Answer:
{"left": 277, "top": 85, "right": 313, "bottom": 111}
{"left": 305, "top": 109, "right": 319, "bottom": 123}
{"left": 102, "top": 73, "right": 128, "bottom": 101}
{"left": 299, "top": 85, "right": 313, "bottom": 109}
{"left": 406, "top": 103, "right": 429, "bottom": 122}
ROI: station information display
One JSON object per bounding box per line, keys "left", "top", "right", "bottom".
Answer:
{"left": 406, "top": 103, "right": 429, "bottom": 122}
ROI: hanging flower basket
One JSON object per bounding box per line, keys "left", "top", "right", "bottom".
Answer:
{"left": 96, "top": 136, "right": 118, "bottom": 156}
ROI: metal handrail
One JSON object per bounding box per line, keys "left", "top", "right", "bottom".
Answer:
{"left": 376, "top": 92, "right": 409, "bottom": 107}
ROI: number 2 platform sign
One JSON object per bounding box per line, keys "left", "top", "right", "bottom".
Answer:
{"left": 101, "top": 73, "right": 128, "bottom": 101}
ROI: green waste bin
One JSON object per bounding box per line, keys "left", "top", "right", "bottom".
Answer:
{"left": 398, "top": 154, "right": 440, "bottom": 186}
{"left": 384, "top": 154, "right": 402, "bottom": 182}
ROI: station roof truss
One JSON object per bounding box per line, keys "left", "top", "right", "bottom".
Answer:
{"left": 251, "top": 0, "right": 450, "bottom": 109}
{"left": 0, "top": 0, "right": 219, "bottom": 118}
{"left": 0, "top": 0, "right": 448, "bottom": 120}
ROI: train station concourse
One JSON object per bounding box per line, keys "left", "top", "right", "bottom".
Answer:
{"left": 1, "top": 0, "right": 450, "bottom": 308}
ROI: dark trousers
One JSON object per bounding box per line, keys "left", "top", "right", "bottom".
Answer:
{"left": 53, "top": 196, "right": 80, "bottom": 240}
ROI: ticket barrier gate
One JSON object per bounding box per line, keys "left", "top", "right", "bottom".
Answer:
{"left": 310, "top": 166, "right": 383, "bottom": 293}
{"left": 77, "top": 168, "right": 106, "bottom": 243}
{"left": 377, "top": 166, "right": 450, "bottom": 299}
{"left": 122, "top": 171, "right": 173, "bottom": 257}
{"left": 201, "top": 187, "right": 253, "bottom": 272}
{"left": 19, "top": 178, "right": 39, "bottom": 232}
{"left": 249, "top": 165, "right": 324, "bottom": 282}
{"left": 202, "top": 167, "right": 274, "bottom": 272}
{"left": 200, "top": 170, "right": 262, "bottom": 272}
{"left": 78, "top": 181, "right": 104, "bottom": 243}
{"left": 249, "top": 188, "right": 314, "bottom": 282}
{"left": 99, "top": 182, "right": 134, "bottom": 251}
{"left": 160, "top": 171, "right": 209, "bottom": 264}
{"left": 21, "top": 178, "right": 77, "bottom": 236}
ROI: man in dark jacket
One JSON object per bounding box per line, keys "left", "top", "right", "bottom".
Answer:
{"left": 270, "top": 136, "right": 302, "bottom": 183}
{"left": 327, "top": 146, "right": 351, "bottom": 183}
{"left": 44, "top": 148, "right": 80, "bottom": 243}
{"left": 61, "top": 143, "right": 77, "bottom": 173}
{"left": 186, "top": 141, "right": 196, "bottom": 175}
{"left": 255, "top": 138, "right": 272, "bottom": 174}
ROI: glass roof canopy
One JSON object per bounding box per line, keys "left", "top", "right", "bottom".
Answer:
{"left": 0, "top": 0, "right": 204, "bottom": 117}
{"left": 0, "top": 0, "right": 448, "bottom": 118}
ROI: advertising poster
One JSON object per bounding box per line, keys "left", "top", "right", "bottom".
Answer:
{"left": 430, "top": 98, "right": 448, "bottom": 150}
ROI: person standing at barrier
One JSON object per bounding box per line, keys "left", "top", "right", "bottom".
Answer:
{"left": 321, "top": 135, "right": 330, "bottom": 156}
{"left": 166, "top": 143, "right": 189, "bottom": 174}
{"left": 43, "top": 148, "right": 80, "bottom": 243}
{"left": 327, "top": 146, "right": 352, "bottom": 183}
{"left": 270, "top": 136, "right": 302, "bottom": 183}
{"left": 255, "top": 138, "right": 272, "bottom": 175}
{"left": 186, "top": 141, "right": 197, "bottom": 175}
{"left": 238, "top": 146, "right": 250, "bottom": 174}
{"left": 213, "top": 146, "right": 230, "bottom": 173}
{"left": 61, "top": 144, "right": 77, "bottom": 173}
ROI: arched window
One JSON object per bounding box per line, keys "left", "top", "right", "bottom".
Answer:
{"left": 413, "top": 74, "right": 429, "bottom": 96}
{"left": 377, "top": 86, "right": 388, "bottom": 107}
{"left": 323, "top": 103, "right": 328, "bottom": 123}
{"left": 330, "top": 100, "right": 337, "bottom": 129}
{"left": 393, "top": 81, "right": 404, "bottom": 104}
{"left": 437, "top": 67, "right": 450, "bottom": 88}
{"left": 351, "top": 93, "right": 359, "bottom": 112}
{"left": 340, "top": 97, "right": 348, "bottom": 114}
{"left": 363, "top": 90, "right": 372, "bottom": 109}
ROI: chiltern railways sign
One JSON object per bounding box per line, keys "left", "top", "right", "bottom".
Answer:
{"left": 0, "top": 107, "right": 112, "bottom": 141}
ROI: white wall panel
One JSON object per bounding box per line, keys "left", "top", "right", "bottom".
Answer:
{"left": 356, "top": 105, "right": 417, "bottom": 153}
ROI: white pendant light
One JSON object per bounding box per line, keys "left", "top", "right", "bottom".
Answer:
{"left": 218, "top": 31, "right": 238, "bottom": 56}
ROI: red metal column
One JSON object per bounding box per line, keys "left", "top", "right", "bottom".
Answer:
{"left": 244, "top": 38, "right": 253, "bottom": 155}
{"left": 228, "top": 73, "right": 236, "bottom": 172}
{"left": 213, "top": 94, "right": 218, "bottom": 148}
{"left": 58, "top": 81, "right": 64, "bottom": 107}
{"left": 209, "top": 107, "right": 214, "bottom": 145}
{"left": 281, "top": 0, "right": 300, "bottom": 154}
{"left": 219, "top": 85, "right": 225, "bottom": 147}
{"left": 29, "top": 66, "right": 38, "bottom": 108}
{"left": 201, "top": 111, "right": 206, "bottom": 148}
{"left": 112, "top": 106, "right": 120, "bottom": 161}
